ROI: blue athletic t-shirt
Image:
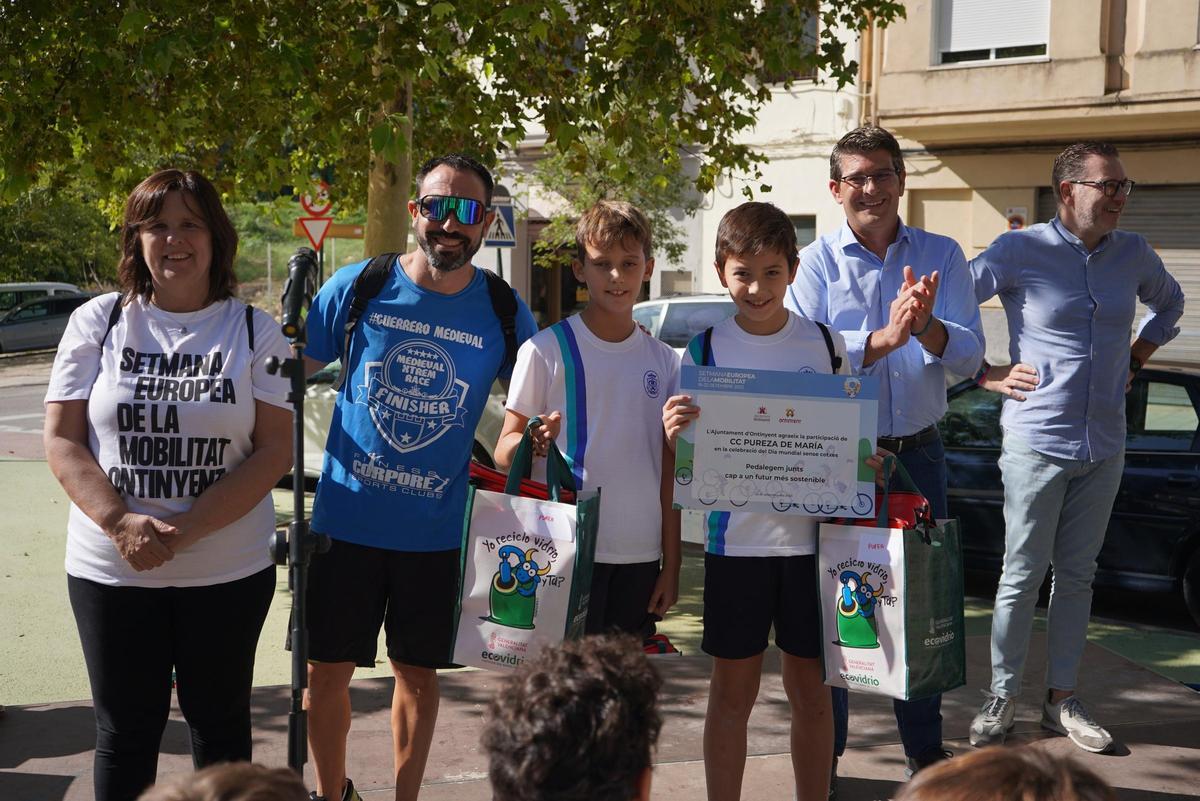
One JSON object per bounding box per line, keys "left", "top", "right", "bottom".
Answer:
{"left": 306, "top": 258, "right": 537, "bottom": 551}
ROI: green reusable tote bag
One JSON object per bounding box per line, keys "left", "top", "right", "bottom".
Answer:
{"left": 818, "top": 457, "right": 966, "bottom": 700}
{"left": 452, "top": 417, "right": 599, "bottom": 670}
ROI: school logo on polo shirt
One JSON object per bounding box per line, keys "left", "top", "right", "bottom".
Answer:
{"left": 359, "top": 339, "right": 469, "bottom": 453}
{"left": 643, "top": 370, "right": 660, "bottom": 398}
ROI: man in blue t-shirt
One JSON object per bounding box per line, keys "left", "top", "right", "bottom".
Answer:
{"left": 300, "top": 154, "right": 537, "bottom": 801}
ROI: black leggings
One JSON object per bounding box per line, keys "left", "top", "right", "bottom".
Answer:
{"left": 68, "top": 567, "right": 276, "bottom": 801}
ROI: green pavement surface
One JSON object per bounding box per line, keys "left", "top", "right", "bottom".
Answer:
{"left": 3, "top": 459, "right": 1198, "bottom": 708}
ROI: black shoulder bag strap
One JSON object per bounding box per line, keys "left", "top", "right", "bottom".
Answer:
{"left": 101, "top": 294, "right": 256, "bottom": 351}
{"left": 100, "top": 293, "right": 123, "bottom": 348}
{"left": 245, "top": 304, "right": 255, "bottom": 351}
{"left": 815, "top": 321, "right": 843, "bottom": 373}
{"left": 331, "top": 252, "right": 397, "bottom": 392}
{"left": 480, "top": 268, "right": 518, "bottom": 374}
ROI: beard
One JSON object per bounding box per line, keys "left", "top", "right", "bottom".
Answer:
{"left": 418, "top": 230, "right": 480, "bottom": 273}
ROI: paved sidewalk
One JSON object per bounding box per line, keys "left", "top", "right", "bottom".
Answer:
{"left": 2, "top": 633, "right": 1198, "bottom": 801}
{"left": 4, "top": 351, "right": 1198, "bottom": 799}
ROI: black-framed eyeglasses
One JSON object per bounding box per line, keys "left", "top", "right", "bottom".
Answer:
{"left": 837, "top": 170, "right": 900, "bottom": 190}
{"left": 1069, "top": 179, "right": 1136, "bottom": 198}
{"left": 417, "top": 194, "right": 487, "bottom": 225}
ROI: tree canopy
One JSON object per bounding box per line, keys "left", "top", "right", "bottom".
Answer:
{"left": 1, "top": 0, "right": 904, "bottom": 255}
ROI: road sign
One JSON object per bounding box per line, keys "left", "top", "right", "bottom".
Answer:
{"left": 301, "top": 181, "right": 333, "bottom": 216}
{"left": 298, "top": 217, "right": 333, "bottom": 251}
{"left": 292, "top": 221, "right": 364, "bottom": 239}
{"left": 486, "top": 193, "right": 516, "bottom": 248}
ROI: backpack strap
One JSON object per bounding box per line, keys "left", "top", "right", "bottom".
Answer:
{"left": 701, "top": 326, "right": 715, "bottom": 367}
{"left": 244, "top": 303, "right": 255, "bottom": 351}
{"left": 815, "top": 321, "right": 843, "bottom": 373}
{"left": 331, "top": 258, "right": 519, "bottom": 392}
{"left": 331, "top": 252, "right": 397, "bottom": 392}
{"left": 100, "top": 293, "right": 123, "bottom": 348}
{"left": 481, "top": 268, "right": 518, "bottom": 374}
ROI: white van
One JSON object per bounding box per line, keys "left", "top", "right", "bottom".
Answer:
{"left": 0, "top": 282, "right": 82, "bottom": 314}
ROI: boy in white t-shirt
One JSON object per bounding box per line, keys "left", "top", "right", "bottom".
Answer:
{"left": 495, "top": 200, "right": 681, "bottom": 640}
{"left": 662, "top": 202, "right": 861, "bottom": 801}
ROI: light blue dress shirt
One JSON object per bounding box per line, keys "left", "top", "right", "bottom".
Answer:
{"left": 786, "top": 220, "right": 985, "bottom": 438}
{"left": 971, "top": 218, "right": 1184, "bottom": 462}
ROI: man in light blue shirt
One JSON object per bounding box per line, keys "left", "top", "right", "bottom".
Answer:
{"left": 967, "top": 142, "right": 1183, "bottom": 756}
{"left": 786, "top": 126, "right": 985, "bottom": 787}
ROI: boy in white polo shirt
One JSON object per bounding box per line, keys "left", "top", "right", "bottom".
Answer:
{"left": 495, "top": 200, "right": 681, "bottom": 639}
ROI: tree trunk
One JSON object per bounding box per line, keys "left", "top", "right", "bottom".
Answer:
{"left": 363, "top": 79, "right": 413, "bottom": 258}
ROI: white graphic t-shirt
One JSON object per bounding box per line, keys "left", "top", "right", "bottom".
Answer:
{"left": 46, "top": 294, "right": 291, "bottom": 586}
{"left": 507, "top": 314, "right": 681, "bottom": 564}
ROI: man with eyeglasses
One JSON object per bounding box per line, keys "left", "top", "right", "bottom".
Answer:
{"left": 786, "top": 126, "right": 985, "bottom": 792}
{"left": 300, "top": 154, "right": 538, "bottom": 801}
{"left": 967, "top": 142, "right": 1183, "bottom": 755}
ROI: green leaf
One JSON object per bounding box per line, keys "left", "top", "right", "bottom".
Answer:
{"left": 118, "top": 9, "right": 151, "bottom": 39}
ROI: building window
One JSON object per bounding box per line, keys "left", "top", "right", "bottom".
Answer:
{"left": 936, "top": 0, "right": 1049, "bottom": 65}
{"left": 791, "top": 215, "right": 816, "bottom": 250}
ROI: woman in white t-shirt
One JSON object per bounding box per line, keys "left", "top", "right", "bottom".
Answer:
{"left": 44, "top": 170, "right": 293, "bottom": 801}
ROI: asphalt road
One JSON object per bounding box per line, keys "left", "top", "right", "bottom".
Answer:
{"left": 0, "top": 351, "right": 53, "bottom": 459}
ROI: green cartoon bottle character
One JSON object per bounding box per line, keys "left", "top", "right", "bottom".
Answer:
{"left": 835, "top": 570, "right": 885, "bottom": 649}
{"left": 486, "top": 545, "right": 551, "bottom": 630}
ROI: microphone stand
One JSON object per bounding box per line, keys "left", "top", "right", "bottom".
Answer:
{"left": 267, "top": 250, "right": 329, "bottom": 775}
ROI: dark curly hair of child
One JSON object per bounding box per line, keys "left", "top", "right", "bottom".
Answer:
{"left": 481, "top": 634, "right": 663, "bottom": 801}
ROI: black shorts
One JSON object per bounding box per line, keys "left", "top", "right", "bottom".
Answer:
{"left": 585, "top": 560, "right": 661, "bottom": 639}
{"left": 702, "top": 553, "right": 821, "bottom": 660}
{"left": 297, "top": 538, "right": 460, "bottom": 669}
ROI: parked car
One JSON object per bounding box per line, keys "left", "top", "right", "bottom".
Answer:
{"left": 0, "top": 292, "right": 93, "bottom": 352}
{"left": 290, "top": 360, "right": 507, "bottom": 489}
{"left": 633, "top": 294, "right": 736, "bottom": 354}
{"left": 0, "top": 281, "right": 81, "bottom": 314}
{"left": 939, "top": 366, "right": 1200, "bottom": 628}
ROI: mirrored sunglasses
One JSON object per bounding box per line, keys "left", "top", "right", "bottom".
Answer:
{"left": 418, "top": 194, "right": 486, "bottom": 225}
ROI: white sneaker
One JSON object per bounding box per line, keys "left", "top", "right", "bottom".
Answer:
{"left": 969, "top": 693, "right": 1015, "bottom": 747}
{"left": 1040, "top": 695, "right": 1113, "bottom": 753}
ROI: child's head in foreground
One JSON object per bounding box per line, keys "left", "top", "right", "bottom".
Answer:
{"left": 894, "top": 745, "right": 1116, "bottom": 801}
{"left": 136, "top": 762, "right": 309, "bottom": 801}
{"left": 713, "top": 201, "right": 799, "bottom": 334}
{"left": 573, "top": 200, "right": 655, "bottom": 317}
{"left": 482, "top": 634, "right": 663, "bottom": 801}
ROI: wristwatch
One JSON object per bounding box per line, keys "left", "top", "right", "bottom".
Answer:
{"left": 973, "top": 360, "right": 991, "bottom": 386}
{"left": 1130, "top": 356, "right": 1143, "bottom": 374}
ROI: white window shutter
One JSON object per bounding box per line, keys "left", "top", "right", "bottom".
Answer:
{"left": 938, "top": 0, "right": 1050, "bottom": 53}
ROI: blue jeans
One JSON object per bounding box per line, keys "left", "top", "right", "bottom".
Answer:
{"left": 989, "top": 433, "right": 1124, "bottom": 697}
{"left": 833, "top": 435, "right": 946, "bottom": 759}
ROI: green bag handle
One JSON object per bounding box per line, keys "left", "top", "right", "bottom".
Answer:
{"left": 876, "top": 455, "right": 934, "bottom": 541}
{"left": 505, "top": 415, "right": 577, "bottom": 503}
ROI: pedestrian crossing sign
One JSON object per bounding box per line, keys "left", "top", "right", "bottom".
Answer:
{"left": 485, "top": 202, "right": 517, "bottom": 248}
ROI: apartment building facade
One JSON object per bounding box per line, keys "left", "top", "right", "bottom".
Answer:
{"left": 869, "top": 0, "right": 1200, "bottom": 362}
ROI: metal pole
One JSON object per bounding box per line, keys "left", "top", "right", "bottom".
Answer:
{"left": 286, "top": 338, "right": 309, "bottom": 773}
{"left": 495, "top": 248, "right": 504, "bottom": 280}
{"left": 266, "top": 243, "right": 272, "bottom": 301}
